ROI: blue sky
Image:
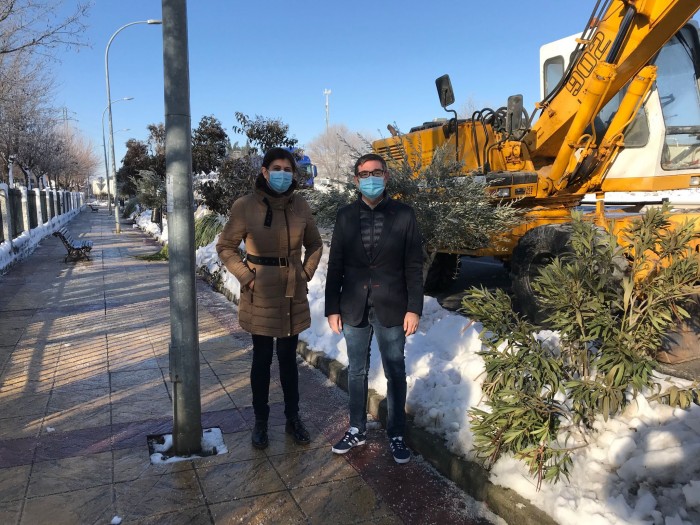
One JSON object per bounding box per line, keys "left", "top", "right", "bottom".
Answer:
{"left": 49, "top": 1, "right": 669, "bottom": 176}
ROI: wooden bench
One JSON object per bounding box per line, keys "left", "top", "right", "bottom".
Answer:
{"left": 52, "top": 227, "right": 93, "bottom": 262}
{"left": 88, "top": 203, "right": 99, "bottom": 212}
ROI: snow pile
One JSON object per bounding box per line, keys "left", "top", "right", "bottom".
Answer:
{"left": 133, "top": 210, "right": 168, "bottom": 244}
{"left": 0, "top": 206, "right": 82, "bottom": 273}
{"left": 491, "top": 393, "right": 700, "bottom": 524}
{"left": 149, "top": 427, "right": 228, "bottom": 464}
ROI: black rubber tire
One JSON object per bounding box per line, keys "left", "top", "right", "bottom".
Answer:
{"left": 659, "top": 292, "right": 700, "bottom": 362}
{"left": 424, "top": 253, "right": 461, "bottom": 294}
{"left": 510, "top": 224, "right": 573, "bottom": 324}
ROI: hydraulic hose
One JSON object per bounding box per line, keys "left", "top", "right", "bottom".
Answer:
{"left": 606, "top": 5, "right": 638, "bottom": 64}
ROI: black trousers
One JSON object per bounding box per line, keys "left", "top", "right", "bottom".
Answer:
{"left": 251, "top": 334, "right": 299, "bottom": 421}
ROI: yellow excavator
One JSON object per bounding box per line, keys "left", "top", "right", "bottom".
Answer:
{"left": 372, "top": 0, "right": 700, "bottom": 360}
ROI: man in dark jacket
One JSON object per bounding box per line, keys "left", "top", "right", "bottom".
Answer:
{"left": 325, "top": 153, "right": 423, "bottom": 464}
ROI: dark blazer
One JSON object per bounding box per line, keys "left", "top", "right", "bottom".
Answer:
{"left": 325, "top": 196, "right": 424, "bottom": 327}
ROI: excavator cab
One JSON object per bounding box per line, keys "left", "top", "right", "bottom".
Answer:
{"left": 540, "top": 22, "right": 700, "bottom": 195}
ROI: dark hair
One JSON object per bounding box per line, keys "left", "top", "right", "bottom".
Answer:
{"left": 262, "top": 147, "right": 297, "bottom": 172}
{"left": 353, "top": 153, "right": 387, "bottom": 176}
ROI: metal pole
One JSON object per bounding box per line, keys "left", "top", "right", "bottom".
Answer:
{"left": 101, "top": 107, "right": 113, "bottom": 210}
{"left": 105, "top": 20, "right": 161, "bottom": 233}
{"left": 101, "top": 99, "right": 132, "bottom": 210}
{"left": 162, "top": 0, "right": 202, "bottom": 454}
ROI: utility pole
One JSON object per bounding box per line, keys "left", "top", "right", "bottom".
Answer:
{"left": 162, "top": 0, "right": 202, "bottom": 455}
{"left": 323, "top": 88, "right": 331, "bottom": 131}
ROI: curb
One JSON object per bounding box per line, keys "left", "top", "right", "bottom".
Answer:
{"left": 296, "top": 340, "right": 557, "bottom": 525}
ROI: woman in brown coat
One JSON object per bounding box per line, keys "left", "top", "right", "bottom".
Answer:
{"left": 216, "top": 147, "right": 323, "bottom": 449}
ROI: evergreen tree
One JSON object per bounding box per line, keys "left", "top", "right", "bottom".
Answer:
{"left": 198, "top": 155, "right": 259, "bottom": 216}
{"left": 306, "top": 142, "right": 525, "bottom": 285}
{"left": 192, "top": 115, "right": 229, "bottom": 175}
{"left": 117, "top": 139, "right": 150, "bottom": 196}
{"left": 232, "top": 112, "right": 297, "bottom": 154}
{"left": 462, "top": 206, "right": 700, "bottom": 488}
{"left": 198, "top": 113, "right": 298, "bottom": 215}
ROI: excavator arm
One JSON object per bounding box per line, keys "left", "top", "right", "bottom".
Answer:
{"left": 370, "top": 1, "right": 700, "bottom": 358}
{"left": 373, "top": 1, "right": 700, "bottom": 204}
{"left": 527, "top": 0, "right": 700, "bottom": 196}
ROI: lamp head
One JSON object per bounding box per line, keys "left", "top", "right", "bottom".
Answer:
{"left": 147, "top": 19, "right": 162, "bottom": 25}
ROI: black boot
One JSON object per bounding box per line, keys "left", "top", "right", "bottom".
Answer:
{"left": 252, "top": 420, "right": 268, "bottom": 449}
{"left": 285, "top": 415, "right": 310, "bottom": 445}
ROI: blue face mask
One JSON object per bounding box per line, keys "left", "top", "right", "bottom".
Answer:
{"left": 268, "top": 170, "right": 293, "bottom": 193}
{"left": 358, "top": 175, "right": 385, "bottom": 200}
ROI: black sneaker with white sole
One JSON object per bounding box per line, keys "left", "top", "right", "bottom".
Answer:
{"left": 389, "top": 436, "right": 410, "bottom": 464}
{"left": 331, "top": 429, "right": 366, "bottom": 454}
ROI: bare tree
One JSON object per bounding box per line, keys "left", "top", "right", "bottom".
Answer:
{"left": 20, "top": 121, "right": 59, "bottom": 187}
{"left": 0, "top": 63, "right": 97, "bottom": 191}
{"left": 0, "top": 51, "right": 55, "bottom": 181}
{"left": 0, "top": 1, "right": 92, "bottom": 188}
{"left": 459, "top": 95, "right": 481, "bottom": 120}
{"left": 306, "top": 124, "right": 369, "bottom": 185}
{"left": 0, "top": 0, "right": 91, "bottom": 56}
{"left": 52, "top": 125, "right": 100, "bottom": 190}
{"left": 16, "top": 123, "right": 97, "bottom": 190}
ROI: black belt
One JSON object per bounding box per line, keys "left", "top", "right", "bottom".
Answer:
{"left": 246, "top": 254, "right": 288, "bottom": 267}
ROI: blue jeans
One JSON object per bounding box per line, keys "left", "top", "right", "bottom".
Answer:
{"left": 343, "top": 306, "right": 407, "bottom": 438}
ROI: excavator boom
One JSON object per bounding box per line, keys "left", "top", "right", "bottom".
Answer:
{"left": 528, "top": 0, "right": 700, "bottom": 162}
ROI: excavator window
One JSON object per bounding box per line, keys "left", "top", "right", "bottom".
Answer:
{"left": 543, "top": 56, "right": 565, "bottom": 98}
{"left": 595, "top": 91, "right": 650, "bottom": 148}
{"left": 656, "top": 26, "right": 700, "bottom": 170}
{"left": 579, "top": 24, "right": 700, "bottom": 162}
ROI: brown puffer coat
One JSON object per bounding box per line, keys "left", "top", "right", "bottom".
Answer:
{"left": 216, "top": 176, "right": 323, "bottom": 338}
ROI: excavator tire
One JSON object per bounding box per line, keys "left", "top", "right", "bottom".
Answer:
{"left": 511, "top": 224, "right": 699, "bottom": 362}
{"left": 424, "top": 253, "right": 461, "bottom": 294}
{"left": 510, "top": 224, "right": 573, "bottom": 325}
{"left": 510, "top": 224, "right": 630, "bottom": 325}
{"left": 657, "top": 293, "right": 700, "bottom": 364}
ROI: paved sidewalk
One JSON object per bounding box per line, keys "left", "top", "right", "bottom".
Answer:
{"left": 0, "top": 208, "right": 495, "bottom": 525}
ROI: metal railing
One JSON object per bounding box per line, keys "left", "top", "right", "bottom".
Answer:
{"left": 0, "top": 185, "right": 84, "bottom": 244}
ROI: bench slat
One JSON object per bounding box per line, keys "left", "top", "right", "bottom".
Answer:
{"left": 52, "top": 229, "right": 93, "bottom": 262}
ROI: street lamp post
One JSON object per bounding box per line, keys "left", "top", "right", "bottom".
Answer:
{"left": 323, "top": 88, "right": 331, "bottom": 131}
{"left": 105, "top": 19, "right": 162, "bottom": 233}
{"left": 101, "top": 98, "right": 133, "bottom": 212}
